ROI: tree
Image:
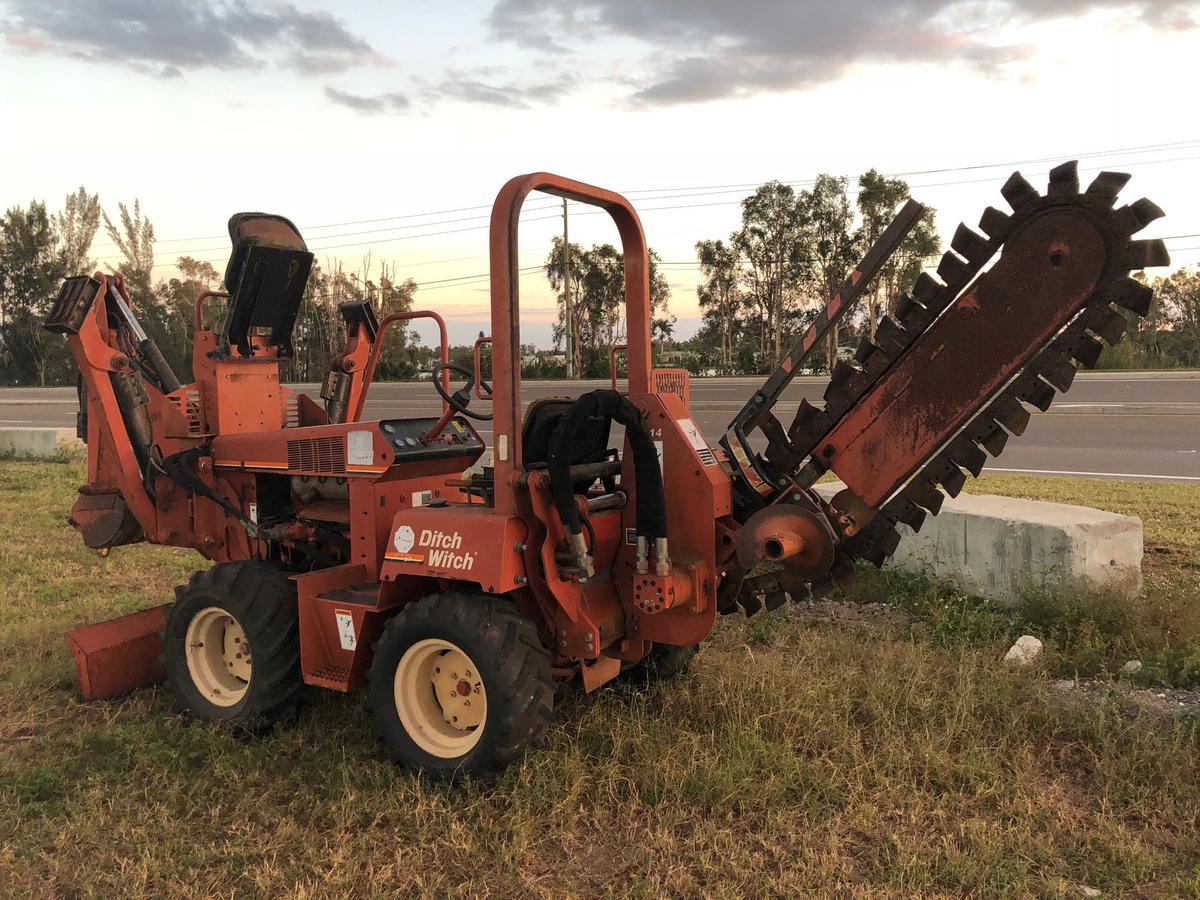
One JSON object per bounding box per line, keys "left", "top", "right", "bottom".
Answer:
{"left": 0, "top": 202, "right": 68, "bottom": 385}
{"left": 855, "top": 170, "right": 940, "bottom": 336}
{"left": 545, "top": 238, "right": 673, "bottom": 377}
{"left": 733, "top": 182, "right": 809, "bottom": 367}
{"left": 694, "top": 238, "right": 742, "bottom": 371}
{"left": 54, "top": 186, "right": 101, "bottom": 275}
{"left": 802, "top": 174, "right": 858, "bottom": 371}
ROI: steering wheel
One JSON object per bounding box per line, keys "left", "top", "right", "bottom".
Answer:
{"left": 431, "top": 362, "right": 493, "bottom": 421}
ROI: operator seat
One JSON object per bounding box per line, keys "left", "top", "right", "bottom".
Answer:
{"left": 219, "top": 213, "right": 314, "bottom": 359}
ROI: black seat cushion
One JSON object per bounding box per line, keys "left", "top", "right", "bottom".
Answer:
{"left": 221, "top": 213, "right": 314, "bottom": 358}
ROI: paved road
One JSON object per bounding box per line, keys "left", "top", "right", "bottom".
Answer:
{"left": 1, "top": 372, "right": 1196, "bottom": 483}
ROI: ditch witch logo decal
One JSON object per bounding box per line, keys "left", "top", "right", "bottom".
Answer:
{"left": 392, "top": 525, "right": 476, "bottom": 571}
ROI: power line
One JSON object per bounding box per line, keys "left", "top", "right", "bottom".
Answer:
{"left": 88, "top": 138, "right": 1200, "bottom": 255}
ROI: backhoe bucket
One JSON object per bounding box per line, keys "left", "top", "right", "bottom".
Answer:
{"left": 66, "top": 605, "right": 169, "bottom": 700}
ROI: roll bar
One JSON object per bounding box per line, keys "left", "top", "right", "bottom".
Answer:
{"left": 489, "top": 173, "right": 652, "bottom": 515}
{"left": 351, "top": 310, "right": 451, "bottom": 422}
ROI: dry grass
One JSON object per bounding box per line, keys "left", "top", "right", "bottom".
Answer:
{"left": 2, "top": 459, "right": 1199, "bottom": 897}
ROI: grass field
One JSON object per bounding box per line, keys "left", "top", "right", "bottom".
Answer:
{"left": 1, "top": 458, "right": 1198, "bottom": 897}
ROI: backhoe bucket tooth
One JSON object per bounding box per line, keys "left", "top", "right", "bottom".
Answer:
{"left": 980, "top": 423, "right": 1009, "bottom": 457}
{"left": 1001, "top": 171, "right": 1039, "bottom": 210}
{"left": 989, "top": 394, "right": 1031, "bottom": 436}
{"left": 1072, "top": 334, "right": 1105, "bottom": 369}
{"left": 1085, "top": 171, "right": 1131, "bottom": 203}
{"left": 951, "top": 223, "right": 991, "bottom": 264}
{"left": 1092, "top": 308, "right": 1128, "bottom": 345}
{"left": 1039, "top": 356, "right": 1077, "bottom": 393}
{"left": 1109, "top": 277, "right": 1154, "bottom": 316}
{"left": 1018, "top": 377, "right": 1056, "bottom": 412}
{"left": 1124, "top": 240, "right": 1170, "bottom": 270}
{"left": 978, "top": 206, "right": 1012, "bottom": 240}
{"left": 1047, "top": 160, "right": 1080, "bottom": 196}
{"left": 936, "top": 251, "right": 971, "bottom": 287}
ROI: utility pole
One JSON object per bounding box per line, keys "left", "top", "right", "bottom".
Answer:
{"left": 562, "top": 198, "right": 574, "bottom": 379}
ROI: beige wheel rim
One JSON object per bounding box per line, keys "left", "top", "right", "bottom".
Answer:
{"left": 184, "top": 606, "right": 252, "bottom": 708}
{"left": 394, "top": 638, "right": 486, "bottom": 759}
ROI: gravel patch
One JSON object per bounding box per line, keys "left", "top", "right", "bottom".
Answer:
{"left": 1048, "top": 679, "right": 1200, "bottom": 721}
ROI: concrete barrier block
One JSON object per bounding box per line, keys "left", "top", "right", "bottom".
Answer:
{"left": 815, "top": 481, "right": 1142, "bottom": 605}
{"left": 0, "top": 427, "right": 84, "bottom": 458}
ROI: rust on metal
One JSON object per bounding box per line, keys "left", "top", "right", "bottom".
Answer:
{"left": 66, "top": 605, "right": 169, "bottom": 700}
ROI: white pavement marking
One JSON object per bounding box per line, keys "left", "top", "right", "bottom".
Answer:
{"left": 988, "top": 467, "right": 1200, "bottom": 482}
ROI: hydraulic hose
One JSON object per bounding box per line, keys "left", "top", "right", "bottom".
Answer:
{"left": 546, "top": 390, "right": 667, "bottom": 568}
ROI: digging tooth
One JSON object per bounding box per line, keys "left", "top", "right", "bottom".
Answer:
{"left": 1108, "top": 277, "right": 1154, "bottom": 316}
{"left": 952, "top": 440, "right": 988, "bottom": 478}
{"left": 1085, "top": 171, "right": 1131, "bottom": 203}
{"left": 875, "top": 527, "right": 903, "bottom": 560}
{"left": 1039, "top": 355, "right": 1077, "bottom": 392}
{"left": 1017, "top": 377, "right": 1055, "bottom": 412}
{"left": 789, "top": 398, "right": 821, "bottom": 434}
{"left": 989, "top": 394, "right": 1031, "bottom": 436}
{"left": 874, "top": 316, "right": 907, "bottom": 352}
{"left": 1114, "top": 198, "right": 1167, "bottom": 236}
{"left": 933, "top": 462, "right": 967, "bottom": 498}
{"left": 980, "top": 423, "right": 1009, "bottom": 457}
{"left": 1047, "top": 160, "right": 1080, "bottom": 197}
{"left": 1124, "top": 239, "right": 1171, "bottom": 270}
{"left": 978, "top": 206, "right": 1012, "bottom": 240}
{"left": 1071, "top": 333, "right": 1104, "bottom": 369}
{"left": 894, "top": 293, "right": 918, "bottom": 319}
{"left": 911, "top": 271, "right": 943, "bottom": 305}
{"left": 936, "top": 250, "right": 971, "bottom": 287}
{"left": 892, "top": 498, "right": 927, "bottom": 532}
{"left": 740, "top": 592, "right": 763, "bottom": 617}
{"left": 907, "top": 479, "right": 945, "bottom": 515}
{"left": 764, "top": 590, "right": 789, "bottom": 611}
{"left": 854, "top": 337, "right": 880, "bottom": 365}
{"left": 1001, "top": 171, "right": 1040, "bottom": 210}
{"left": 951, "top": 223, "right": 992, "bottom": 264}
{"left": 898, "top": 299, "right": 932, "bottom": 332}
{"left": 1091, "top": 308, "right": 1128, "bottom": 345}
{"left": 829, "top": 360, "right": 858, "bottom": 388}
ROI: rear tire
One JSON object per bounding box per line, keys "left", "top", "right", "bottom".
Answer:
{"left": 163, "top": 562, "right": 303, "bottom": 731}
{"left": 367, "top": 592, "right": 554, "bottom": 778}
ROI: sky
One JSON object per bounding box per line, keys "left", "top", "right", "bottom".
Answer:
{"left": 1, "top": 0, "right": 1198, "bottom": 347}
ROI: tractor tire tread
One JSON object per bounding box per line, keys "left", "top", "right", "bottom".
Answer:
{"left": 163, "top": 561, "right": 304, "bottom": 733}
{"left": 367, "top": 591, "right": 554, "bottom": 778}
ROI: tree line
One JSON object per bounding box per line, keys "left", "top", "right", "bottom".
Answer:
{"left": 0, "top": 182, "right": 1195, "bottom": 388}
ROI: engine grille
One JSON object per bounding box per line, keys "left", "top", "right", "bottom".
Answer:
{"left": 286, "top": 436, "right": 345, "bottom": 473}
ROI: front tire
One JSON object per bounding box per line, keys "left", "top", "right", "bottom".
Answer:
{"left": 163, "top": 562, "right": 303, "bottom": 731}
{"left": 367, "top": 592, "right": 554, "bottom": 777}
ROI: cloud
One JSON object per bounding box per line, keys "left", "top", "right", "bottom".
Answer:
{"left": 324, "top": 86, "right": 410, "bottom": 114}
{"left": 3, "top": 0, "right": 380, "bottom": 76}
{"left": 487, "top": 0, "right": 1198, "bottom": 104}
{"left": 427, "top": 67, "right": 577, "bottom": 109}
